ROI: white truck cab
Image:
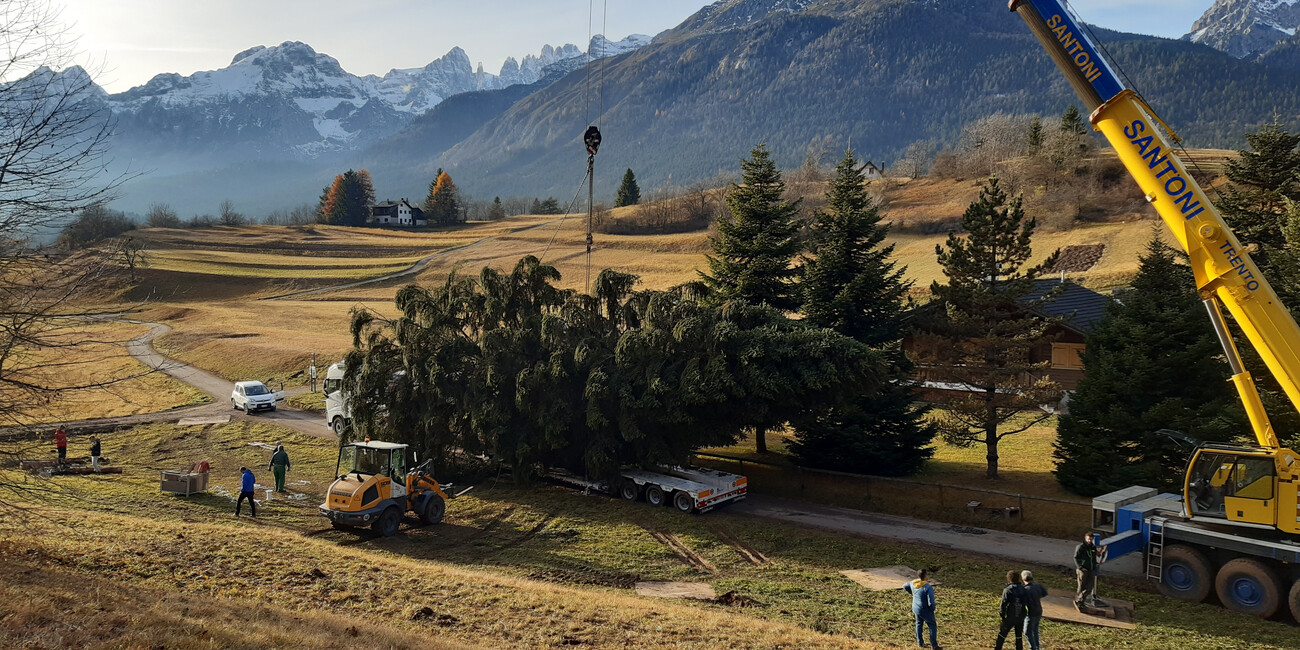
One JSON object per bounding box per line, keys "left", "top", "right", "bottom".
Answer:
{"left": 323, "top": 362, "right": 351, "bottom": 435}
{"left": 231, "top": 380, "right": 283, "bottom": 414}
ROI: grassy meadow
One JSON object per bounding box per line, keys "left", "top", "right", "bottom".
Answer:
{"left": 0, "top": 420, "right": 1294, "bottom": 649}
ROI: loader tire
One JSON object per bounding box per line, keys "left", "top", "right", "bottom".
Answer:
{"left": 419, "top": 494, "right": 445, "bottom": 525}
{"left": 1215, "top": 557, "right": 1282, "bottom": 618}
{"left": 373, "top": 506, "right": 401, "bottom": 537}
{"left": 1158, "top": 545, "right": 1212, "bottom": 603}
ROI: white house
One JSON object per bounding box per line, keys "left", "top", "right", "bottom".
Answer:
{"left": 370, "top": 199, "right": 427, "bottom": 227}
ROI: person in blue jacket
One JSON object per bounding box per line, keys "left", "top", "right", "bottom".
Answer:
{"left": 235, "top": 466, "right": 256, "bottom": 517}
{"left": 902, "top": 569, "right": 940, "bottom": 649}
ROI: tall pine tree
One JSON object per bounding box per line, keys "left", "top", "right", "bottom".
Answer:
{"left": 792, "top": 150, "right": 935, "bottom": 475}
{"left": 701, "top": 143, "right": 803, "bottom": 453}
{"left": 424, "top": 169, "right": 461, "bottom": 225}
{"left": 912, "top": 177, "right": 1062, "bottom": 479}
{"left": 1055, "top": 235, "right": 1245, "bottom": 495}
{"left": 615, "top": 168, "right": 641, "bottom": 207}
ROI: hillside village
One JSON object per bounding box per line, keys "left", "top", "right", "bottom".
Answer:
{"left": 7, "top": 0, "right": 1300, "bottom": 649}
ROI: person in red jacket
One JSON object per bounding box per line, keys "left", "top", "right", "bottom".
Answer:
{"left": 53, "top": 427, "right": 67, "bottom": 465}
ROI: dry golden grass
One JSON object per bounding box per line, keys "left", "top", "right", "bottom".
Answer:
{"left": 10, "top": 320, "right": 208, "bottom": 425}
{"left": 143, "top": 301, "right": 393, "bottom": 385}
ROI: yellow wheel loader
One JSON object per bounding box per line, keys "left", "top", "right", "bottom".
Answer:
{"left": 319, "top": 440, "right": 451, "bottom": 536}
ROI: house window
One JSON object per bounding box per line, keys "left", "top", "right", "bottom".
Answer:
{"left": 1051, "top": 343, "right": 1085, "bottom": 370}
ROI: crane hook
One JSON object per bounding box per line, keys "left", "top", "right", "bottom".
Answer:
{"left": 584, "top": 126, "right": 602, "bottom": 155}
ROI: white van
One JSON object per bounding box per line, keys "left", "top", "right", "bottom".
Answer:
{"left": 323, "top": 362, "right": 351, "bottom": 435}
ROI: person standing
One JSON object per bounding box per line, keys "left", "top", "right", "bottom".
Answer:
{"left": 1074, "top": 532, "right": 1105, "bottom": 608}
{"left": 53, "top": 426, "right": 67, "bottom": 465}
{"left": 1020, "top": 570, "right": 1048, "bottom": 650}
{"left": 235, "top": 467, "right": 257, "bottom": 517}
{"left": 269, "top": 444, "right": 291, "bottom": 493}
{"left": 995, "top": 570, "right": 1027, "bottom": 650}
{"left": 88, "top": 435, "right": 102, "bottom": 473}
{"left": 902, "top": 569, "right": 940, "bottom": 649}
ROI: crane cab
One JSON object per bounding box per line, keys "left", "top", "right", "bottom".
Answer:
{"left": 1184, "top": 443, "right": 1300, "bottom": 532}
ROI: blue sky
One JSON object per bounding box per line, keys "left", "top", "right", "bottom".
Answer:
{"left": 58, "top": 0, "right": 1217, "bottom": 93}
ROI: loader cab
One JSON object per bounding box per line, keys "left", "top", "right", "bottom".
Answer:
{"left": 336, "top": 440, "right": 408, "bottom": 501}
{"left": 1186, "top": 445, "right": 1276, "bottom": 526}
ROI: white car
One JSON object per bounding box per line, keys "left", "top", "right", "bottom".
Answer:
{"left": 231, "top": 380, "right": 283, "bottom": 414}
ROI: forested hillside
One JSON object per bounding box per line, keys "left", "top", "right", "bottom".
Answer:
{"left": 418, "top": 0, "right": 1300, "bottom": 201}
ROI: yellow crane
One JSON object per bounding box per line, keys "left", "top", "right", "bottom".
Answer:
{"left": 1012, "top": 0, "right": 1300, "bottom": 618}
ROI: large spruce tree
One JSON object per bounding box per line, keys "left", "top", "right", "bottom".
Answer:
{"left": 792, "top": 150, "right": 935, "bottom": 475}
{"left": 701, "top": 143, "right": 803, "bottom": 453}
{"left": 1055, "top": 236, "right": 1245, "bottom": 495}
{"left": 912, "top": 177, "right": 1062, "bottom": 479}
{"left": 615, "top": 168, "right": 641, "bottom": 207}
{"left": 702, "top": 143, "right": 802, "bottom": 310}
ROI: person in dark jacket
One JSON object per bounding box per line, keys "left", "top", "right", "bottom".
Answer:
{"left": 902, "top": 569, "right": 940, "bottom": 649}
{"left": 268, "top": 444, "right": 291, "bottom": 493}
{"left": 88, "top": 435, "right": 102, "bottom": 473}
{"left": 995, "top": 570, "right": 1027, "bottom": 650}
{"left": 1074, "top": 532, "right": 1105, "bottom": 608}
{"left": 235, "top": 467, "right": 256, "bottom": 517}
{"left": 1020, "top": 570, "right": 1048, "bottom": 650}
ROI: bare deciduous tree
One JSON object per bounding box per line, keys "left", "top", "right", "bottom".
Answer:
{"left": 111, "top": 236, "right": 147, "bottom": 281}
{"left": 0, "top": 1, "right": 151, "bottom": 501}
{"left": 218, "top": 199, "right": 245, "bottom": 226}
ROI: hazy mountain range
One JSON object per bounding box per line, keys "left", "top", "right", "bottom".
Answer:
{"left": 36, "top": 0, "right": 1300, "bottom": 217}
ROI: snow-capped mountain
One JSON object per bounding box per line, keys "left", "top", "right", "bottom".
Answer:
{"left": 1185, "top": 0, "right": 1300, "bottom": 59}
{"left": 104, "top": 35, "right": 649, "bottom": 163}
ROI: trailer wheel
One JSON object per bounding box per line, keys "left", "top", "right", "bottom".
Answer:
{"left": 1287, "top": 578, "right": 1300, "bottom": 622}
{"left": 419, "top": 494, "right": 445, "bottom": 525}
{"left": 645, "top": 486, "right": 666, "bottom": 507}
{"left": 372, "top": 506, "right": 402, "bottom": 537}
{"left": 620, "top": 481, "right": 640, "bottom": 501}
{"left": 1215, "top": 557, "right": 1282, "bottom": 618}
{"left": 1158, "top": 545, "right": 1213, "bottom": 603}
{"left": 673, "top": 491, "right": 695, "bottom": 513}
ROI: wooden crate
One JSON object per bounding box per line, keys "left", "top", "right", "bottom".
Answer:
{"left": 160, "top": 470, "right": 209, "bottom": 496}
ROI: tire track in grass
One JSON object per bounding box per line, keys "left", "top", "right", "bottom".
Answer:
{"left": 647, "top": 529, "right": 718, "bottom": 575}
{"left": 709, "top": 524, "right": 770, "bottom": 566}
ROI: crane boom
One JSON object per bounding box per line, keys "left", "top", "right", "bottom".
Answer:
{"left": 1009, "top": 0, "right": 1300, "bottom": 450}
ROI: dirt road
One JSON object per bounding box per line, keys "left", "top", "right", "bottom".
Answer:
{"left": 124, "top": 321, "right": 332, "bottom": 439}
{"left": 733, "top": 495, "right": 1144, "bottom": 579}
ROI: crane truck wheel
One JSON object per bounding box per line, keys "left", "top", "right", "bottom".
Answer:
{"left": 331, "top": 417, "right": 347, "bottom": 436}
{"left": 1287, "top": 578, "right": 1300, "bottom": 622}
{"left": 673, "top": 491, "right": 695, "bottom": 513}
{"left": 645, "top": 486, "right": 666, "bottom": 507}
{"left": 419, "top": 494, "right": 445, "bottom": 525}
{"left": 372, "top": 505, "right": 402, "bottom": 537}
{"left": 1157, "top": 545, "right": 1213, "bottom": 603}
{"left": 1214, "top": 558, "right": 1283, "bottom": 618}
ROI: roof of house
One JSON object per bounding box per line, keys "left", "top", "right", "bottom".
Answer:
{"left": 1020, "top": 279, "right": 1112, "bottom": 334}
{"left": 905, "top": 279, "right": 1113, "bottom": 335}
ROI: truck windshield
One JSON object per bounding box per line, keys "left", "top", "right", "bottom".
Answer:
{"left": 244, "top": 384, "right": 270, "bottom": 396}
{"left": 339, "top": 445, "right": 389, "bottom": 477}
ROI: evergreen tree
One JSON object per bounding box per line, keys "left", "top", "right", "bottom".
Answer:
{"left": 701, "top": 143, "right": 803, "bottom": 453}
{"left": 530, "top": 198, "right": 544, "bottom": 214}
{"left": 1054, "top": 235, "right": 1245, "bottom": 495}
{"left": 488, "top": 196, "right": 506, "bottom": 220}
{"left": 792, "top": 150, "right": 935, "bottom": 475}
{"left": 1060, "top": 105, "right": 1086, "bottom": 138}
{"left": 702, "top": 143, "right": 803, "bottom": 310}
{"left": 615, "top": 168, "right": 641, "bottom": 207}
{"left": 539, "top": 197, "right": 561, "bottom": 214}
{"left": 912, "top": 177, "right": 1062, "bottom": 479}
{"left": 424, "top": 170, "right": 461, "bottom": 225}
{"left": 1027, "top": 116, "right": 1043, "bottom": 153}
{"left": 321, "top": 170, "right": 370, "bottom": 226}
